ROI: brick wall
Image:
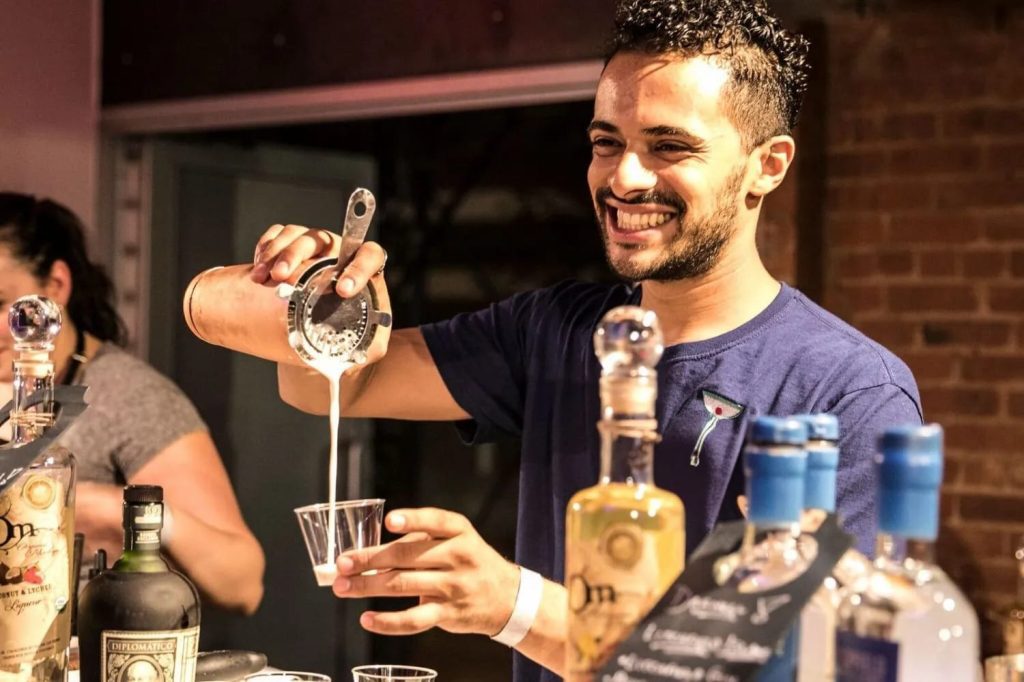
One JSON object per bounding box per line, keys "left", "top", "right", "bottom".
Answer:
{"left": 823, "top": 2, "right": 1024, "bottom": 654}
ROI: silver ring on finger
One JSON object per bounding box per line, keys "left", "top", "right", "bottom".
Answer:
{"left": 374, "top": 249, "right": 388, "bottom": 277}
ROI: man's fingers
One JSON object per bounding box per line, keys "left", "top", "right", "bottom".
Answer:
{"left": 359, "top": 603, "right": 446, "bottom": 636}
{"left": 253, "top": 224, "right": 286, "bottom": 263}
{"left": 338, "top": 536, "right": 449, "bottom": 574}
{"left": 334, "top": 569, "right": 449, "bottom": 599}
{"left": 386, "top": 508, "right": 472, "bottom": 540}
{"left": 250, "top": 225, "right": 340, "bottom": 282}
{"left": 267, "top": 228, "right": 338, "bottom": 281}
{"left": 251, "top": 224, "right": 287, "bottom": 282}
{"left": 336, "top": 242, "right": 388, "bottom": 298}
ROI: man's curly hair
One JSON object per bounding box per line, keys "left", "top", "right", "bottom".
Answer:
{"left": 608, "top": 0, "right": 810, "bottom": 149}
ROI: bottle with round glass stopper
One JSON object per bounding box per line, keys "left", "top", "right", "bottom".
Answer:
{"left": 0, "top": 295, "right": 77, "bottom": 682}
{"left": 564, "top": 305, "right": 685, "bottom": 681}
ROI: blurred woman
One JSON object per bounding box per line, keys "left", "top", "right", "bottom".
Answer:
{"left": 0, "top": 192, "right": 264, "bottom": 614}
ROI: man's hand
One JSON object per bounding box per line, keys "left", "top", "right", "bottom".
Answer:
{"left": 252, "top": 223, "right": 392, "bottom": 378}
{"left": 250, "top": 224, "right": 387, "bottom": 300}
{"left": 333, "top": 508, "right": 521, "bottom": 637}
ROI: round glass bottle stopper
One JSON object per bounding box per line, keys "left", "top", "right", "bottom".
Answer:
{"left": 8, "top": 295, "right": 62, "bottom": 350}
{"left": 593, "top": 305, "right": 664, "bottom": 375}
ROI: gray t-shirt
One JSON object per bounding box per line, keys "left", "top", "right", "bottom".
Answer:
{"left": 63, "top": 343, "right": 207, "bottom": 484}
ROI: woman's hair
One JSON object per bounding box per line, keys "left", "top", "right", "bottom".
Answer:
{"left": 0, "top": 192, "right": 127, "bottom": 345}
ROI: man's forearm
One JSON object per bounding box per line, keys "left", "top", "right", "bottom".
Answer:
{"left": 514, "top": 579, "right": 568, "bottom": 676}
{"left": 277, "top": 361, "right": 377, "bottom": 416}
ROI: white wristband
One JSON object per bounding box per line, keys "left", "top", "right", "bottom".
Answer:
{"left": 491, "top": 567, "right": 543, "bottom": 648}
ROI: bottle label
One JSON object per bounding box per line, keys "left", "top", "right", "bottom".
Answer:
{"left": 0, "top": 472, "right": 71, "bottom": 666}
{"left": 101, "top": 627, "right": 200, "bottom": 682}
{"left": 835, "top": 631, "right": 898, "bottom": 682}
{"left": 567, "top": 522, "right": 663, "bottom": 675}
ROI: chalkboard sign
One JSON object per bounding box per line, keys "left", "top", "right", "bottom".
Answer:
{"left": 0, "top": 386, "right": 89, "bottom": 495}
{"left": 598, "top": 515, "right": 853, "bottom": 682}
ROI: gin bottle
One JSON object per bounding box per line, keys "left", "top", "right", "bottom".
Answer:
{"left": 564, "top": 306, "right": 684, "bottom": 681}
{"left": 834, "top": 424, "right": 980, "bottom": 681}
{"left": 0, "top": 296, "right": 77, "bottom": 682}
{"left": 715, "top": 416, "right": 812, "bottom": 682}
{"left": 794, "top": 413, "right": 840, "bottom": 682}
{"left": 78, "top": 485, "right": 201, "bottom": 682}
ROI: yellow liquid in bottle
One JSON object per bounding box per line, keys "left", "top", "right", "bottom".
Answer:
{"left": 565, "top": 482, "right": 684, "bottom": 681}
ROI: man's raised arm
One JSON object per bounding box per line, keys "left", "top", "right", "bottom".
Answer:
{"left": 251, "top": 223, "right": 468, "bottom": 421}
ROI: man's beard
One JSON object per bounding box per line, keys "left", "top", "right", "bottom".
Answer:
{"left": 594, "top": 167, "right": 744, "bottom": 282}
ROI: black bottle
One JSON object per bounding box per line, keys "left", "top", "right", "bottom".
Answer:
{"left": 78, "top": 485, "right": 201, "bottom": 682}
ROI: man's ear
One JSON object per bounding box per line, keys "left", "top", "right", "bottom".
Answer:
{"left": 748, "top": 135, "right": 796, "bottom": 198}
{"left": 44, "top": 260, "right": 73, "bottom": 307}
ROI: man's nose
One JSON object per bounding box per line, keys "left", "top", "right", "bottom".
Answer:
{"left": 609, "top": 151, "right": 657, "bottom": 197}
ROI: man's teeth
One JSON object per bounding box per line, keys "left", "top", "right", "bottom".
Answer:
{"left": 616, "top": 210, "right": 674, "bottom": 230}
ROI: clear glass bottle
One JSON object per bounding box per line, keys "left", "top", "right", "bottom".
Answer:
{"left": 1001, "top": 536, "right": 1024, "bottom": 656}
{"left": 715, "top": 416, "right": 813, "bottom": 682}
{"left": 794, "top": 413, "right": 841, "bottom": 682}
{"left": 834, "top": 424, "right": 980, "bottom": 681}
{"left": 78, "top": 485, "right": 200, "bottom": 682}
{"left": 0, "top": 295, "right": 77, "bottom": 682}
{"left": 564, "top": 306, "right": 685, "bottom": 681}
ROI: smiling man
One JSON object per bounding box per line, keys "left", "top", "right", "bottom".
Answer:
{"left": 252, "top": 1, "right": 922, "bottom": 681}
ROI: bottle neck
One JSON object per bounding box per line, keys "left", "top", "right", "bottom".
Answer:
{"left": 741, "top": 519, "right": 802, "bottom": 555}
{"left": 1016, "top": 548, "right": 1024, "bottom": 603}
{"left": 597, "top": 371, "right": 658, "bottom": 486}
{"left": 117, "top": 501, "right": 168, "bottom": 570}
{"left": 598, "top": 419, "right": 656, "bottom": 486}
{"left": 10, "top": 351, "right": 55, "bottom": 444}
{"left": 875, "top": 532, "right": 935, "bottom": 565}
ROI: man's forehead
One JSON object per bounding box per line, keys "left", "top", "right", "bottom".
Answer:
{"left": 593, "top": 52, "right": 733, "bottom": 137}
{"left": 596, "top": 52, "right": 730, "bottom": 108}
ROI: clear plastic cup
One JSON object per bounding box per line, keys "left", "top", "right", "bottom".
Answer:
{"left": 245, "top": 672, "right": 331, "bottom": 682}
{"left": 351, "top": 666, "right": 436, "bottom": 682}
{"left": 294, "top": 498, "right": 384, "bottom": 587}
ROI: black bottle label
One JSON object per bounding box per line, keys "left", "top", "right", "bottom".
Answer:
{"left": 100, "top": 627, "right": 199, "bottom": 682}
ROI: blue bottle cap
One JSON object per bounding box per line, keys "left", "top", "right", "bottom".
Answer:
{"left": 878, "top": 424, "right": 944, "bottom": 540}
{"left": 792, "top": 413, "right": 839, "bottom": 442}
{"left": 745, "top": 417, "right": 808, "bottom": 525}
{"left": 792, "top": 414, "right": 839, "bottom": 512}
{"left": 749, "top": 416, "right": 809, "bottom": 446}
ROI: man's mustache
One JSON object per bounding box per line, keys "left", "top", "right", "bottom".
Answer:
{"left": 594, "top": 187, "right": 686, "bottom": 213}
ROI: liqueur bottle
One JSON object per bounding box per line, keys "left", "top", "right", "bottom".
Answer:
{"left": 78, "top": 485, "right": 200, "bottom": 682}
{"left": 834, "top": 424, "right": 980, "bottom": 681}
{"left": 715, "top": 416, "right": 812, "bottom": 682}
{"left": 0, "top": 295, "right": 77, "bottom": 682}
{"left": 564, "top": 306, "right": 685, "bottom": 681}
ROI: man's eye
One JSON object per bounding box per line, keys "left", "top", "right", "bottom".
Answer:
{"left": 590, "top": 137, "right": 622, "bottom": 156}
{"left": 655, "top": 142, "right": 694, "bottom": 155}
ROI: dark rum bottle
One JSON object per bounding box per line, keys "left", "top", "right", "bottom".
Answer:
{"left": 78, "top": 485, "right": 200, "bottom": 682}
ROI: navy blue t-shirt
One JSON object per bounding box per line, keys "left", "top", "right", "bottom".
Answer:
{"left": 421, "top": 281, "right": 922, "bottom": 682}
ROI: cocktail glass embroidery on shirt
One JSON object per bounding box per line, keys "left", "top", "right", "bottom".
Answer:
{"left": 690, "top": 390, "right": 745, "bottom": 467}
